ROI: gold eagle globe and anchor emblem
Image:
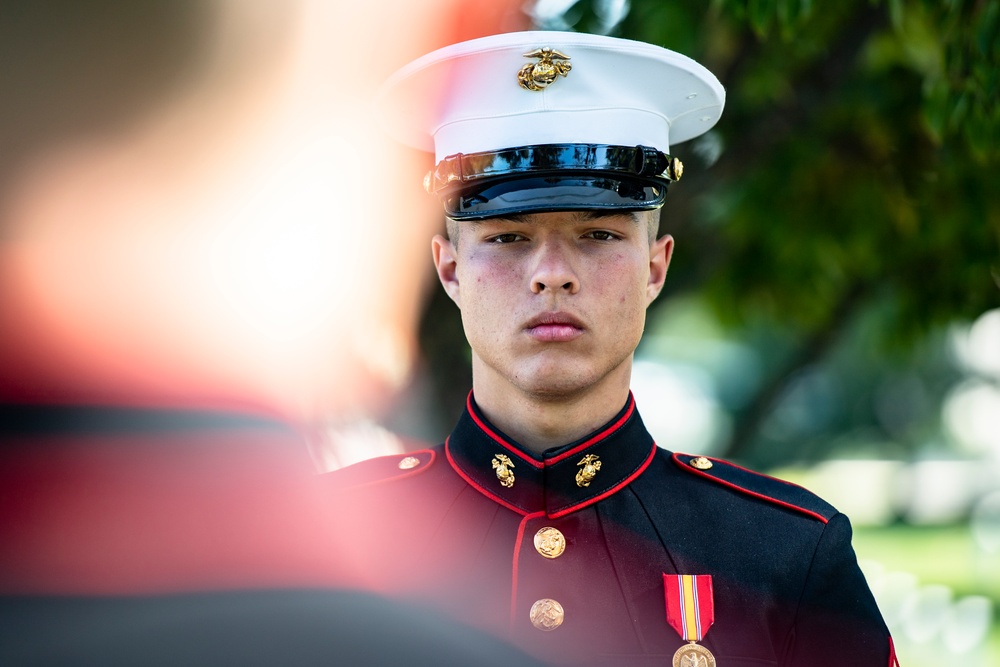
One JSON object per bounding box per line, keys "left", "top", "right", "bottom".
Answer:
{"left": 492, "top": 453, "right": 516, "bottom": 488}
{"left": 517, "top": 47, "right": 572, "bottom": 91}
{"left": 575, "top": 454, "right": 602, "bottom": 487}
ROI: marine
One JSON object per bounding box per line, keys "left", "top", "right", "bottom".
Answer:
{"left": 327, "top": 31, "right": 899, "bottom": 667}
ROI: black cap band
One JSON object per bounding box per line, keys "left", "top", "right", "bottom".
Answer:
{"left": 425, "top": 144, "right": 681, "bottom": 220}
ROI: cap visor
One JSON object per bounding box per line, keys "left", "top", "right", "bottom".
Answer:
{"left": 443, "top": 175, "right": 667, "bottom": 220}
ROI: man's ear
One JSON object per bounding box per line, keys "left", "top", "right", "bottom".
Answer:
{"left": 646, "top": 234, "right": 673, "bottom": 304}
{"left": 431, "top": 234, "right": 461, "bottom": 307}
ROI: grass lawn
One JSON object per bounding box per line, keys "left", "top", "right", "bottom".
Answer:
{"left": 852, "top": 524, "right": 998, "bottom": 667}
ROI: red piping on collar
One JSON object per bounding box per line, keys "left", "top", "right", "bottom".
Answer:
{"left": 548, "top": 441, "right": 657, "bottom": 519}
{"left": 672, "top": 453, "right": 829, "bottom": 524}
{"left": 466, "top": 392, "right": 544, "bottom": 469}
{"left": 546, "top": 393, "right": 636, "bottom": 465}
{"left": 445, "top": 436, "right": 529, "bottom": 516}
{"left": 466, "top": 391, "right": 637, "bottom": 469}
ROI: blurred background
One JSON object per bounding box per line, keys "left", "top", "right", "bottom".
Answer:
{"left": 1, "top": 1, "right": 996, "bottom": 665}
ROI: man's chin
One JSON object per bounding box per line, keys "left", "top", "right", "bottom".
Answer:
{"left": 512, "top": 366, "right": 614, "bottom": 402}
{"left": 473, "top": 347, "right": 633, "bottom": 400}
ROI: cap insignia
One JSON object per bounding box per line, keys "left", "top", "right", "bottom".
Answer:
{"left": 517, "top": 47, "right": 571, "bottom": 91}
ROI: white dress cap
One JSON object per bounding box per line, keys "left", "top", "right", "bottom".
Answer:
{"left": 377, "top": 31, "right": 725, "bottom": 219}
{"left": 378, "top": 30, "right": 725, "bottom": 161}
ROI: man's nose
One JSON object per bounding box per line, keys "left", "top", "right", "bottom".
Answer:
{"left": 530, "top": 240, "right": 580, "bottom": 294}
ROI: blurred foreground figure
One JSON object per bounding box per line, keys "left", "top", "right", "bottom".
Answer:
{"left": 328, "top": 31, "right": 901, "bottom": 666}
{"left": 0, "top": 0, "right": 540, "bottom": 664}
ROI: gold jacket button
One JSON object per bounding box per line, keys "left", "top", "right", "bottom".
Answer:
{"left": 529, "top": 598, "right": 564, "bottom": 631}
{"left": 533, "top": 527, "right": 566, "bottom": 559}
{"left": 398, "top": 456, "right": 420, "bottom": 470}
{"left": 690, "top": 456, "right": 713, "bottom": 470}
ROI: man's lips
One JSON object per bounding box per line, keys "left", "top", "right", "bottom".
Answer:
{"left": 524, "top": 312, "right": 585, "bottom": 342}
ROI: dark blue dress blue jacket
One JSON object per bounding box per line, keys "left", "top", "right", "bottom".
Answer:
{"left": 329, "top": 393, "right": 898, "bottom": 667}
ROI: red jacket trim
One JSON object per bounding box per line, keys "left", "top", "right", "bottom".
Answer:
{"left": 888, "top": 636, "right": 899, "bottom": 667}
{"left": 445, "top": 436, "right": 529, "bottom": 516}
{"left": 465, "top": 392, "right": 544, "bottom": 469}
{"left": 545, "top": 393, "right": 636, "bottom": 464}
{"left": 548, "top": 441, "right": 657, "bottom": 519}
{"left": 671, "top": 453, "right": 830, "bottom": 524}
{"left": 340, "top": 449, "right": 437, "bottom": 489}
{"left": 510, "top": 510, "right": 547, "bottom": 627}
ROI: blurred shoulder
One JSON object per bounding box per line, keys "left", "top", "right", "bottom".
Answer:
{"left": 323, "top": 447, "right": 442, "bottom": 492}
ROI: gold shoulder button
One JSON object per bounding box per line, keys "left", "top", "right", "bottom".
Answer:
{"left": 672, "top": 451, "right": 837, "bottom": 522}
{"left": 398, "top": 456, "right": 421, "bottom": 470}
{"left": 689, "top": 456, "right": 713, "bottom": 471}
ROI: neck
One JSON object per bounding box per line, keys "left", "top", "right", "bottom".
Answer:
{"left": 470, "top": 359, "right": 633, "bottom": 455}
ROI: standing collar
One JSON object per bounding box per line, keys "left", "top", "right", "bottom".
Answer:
{"left": 444, "top": 391, "right": 656, "bottom": 518}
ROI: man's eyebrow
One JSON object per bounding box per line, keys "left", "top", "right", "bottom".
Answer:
{"left": 576, "top": 210, "right": 641, "bottom": 223}
{"left": 490, "top": 213, "right": 529, "bottom": 223}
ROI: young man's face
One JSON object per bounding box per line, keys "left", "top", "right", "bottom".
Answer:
{"left": 432, "top": 209, "right": 673, "bottom": 401}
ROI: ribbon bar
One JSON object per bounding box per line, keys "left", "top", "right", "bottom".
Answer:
{"left": 664, "top": 574, "right": 715, "bottom": 642}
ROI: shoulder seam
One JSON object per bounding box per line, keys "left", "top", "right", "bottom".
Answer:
{"left": 671, "top": 452, "right": 830, "bottom": 524}
{"left": 334, "top": 448, "right": 438, "bottom": 490}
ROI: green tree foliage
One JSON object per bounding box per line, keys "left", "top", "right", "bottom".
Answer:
{"left": 612, "top": 0, "right": 999, "bottom": 326}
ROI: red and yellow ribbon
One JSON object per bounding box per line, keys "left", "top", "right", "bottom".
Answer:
{"left": 663, "top": 574, "right": 715, "bottom": 642}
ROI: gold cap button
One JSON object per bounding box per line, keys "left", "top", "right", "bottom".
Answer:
{"left": 668, "top": 156, "right": 684, "bottom": 181}
{"left": 533, "top": 527, "right": 566, "bottom": 559}
{"left": 529, "top": 598, "right": 564, "bottom": 631}
{"left": 398, "top": 456, "right": 420, "bottom": 470}
{"left": 690, "top": 456, "right": 713, "bottom": 470}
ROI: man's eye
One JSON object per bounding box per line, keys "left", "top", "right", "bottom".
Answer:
{"left": 489, "top": 233, "right": 524, "bottom": 243}
{"left": 585, "top": 230, "right": 619, "bottom": 241}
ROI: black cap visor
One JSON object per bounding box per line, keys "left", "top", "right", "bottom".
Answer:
{"left": 426, "top": 144, "right": 679, "bottom": 220}
{"left": 443, "top": 175, "right": 666, "bottom": 220}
